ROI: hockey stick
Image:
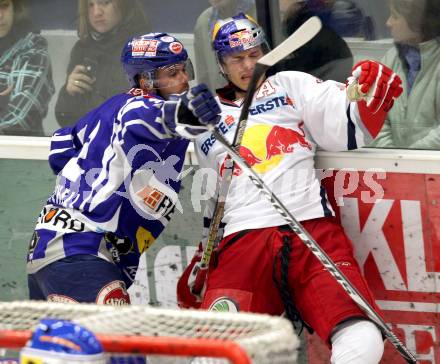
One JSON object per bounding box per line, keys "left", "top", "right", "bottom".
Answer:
{"left": 191, "top": 16, "right": 323, "bottom": 295}
{"left": 211, "top": 130, "right": 417, "bottom": 364}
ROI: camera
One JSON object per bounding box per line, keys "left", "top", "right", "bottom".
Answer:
{"left": 83, "top": 57, "right": 98, "bottom": 78}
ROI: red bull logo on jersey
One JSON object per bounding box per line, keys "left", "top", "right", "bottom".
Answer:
{"left": 220, "top": 123, "right": 312, "bottom": 176}
{"left": 265, "top": 122, "right": 312, "bottom": 159}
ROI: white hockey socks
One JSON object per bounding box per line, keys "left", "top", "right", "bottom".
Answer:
{"left": 330, "top": 319, "right": 384, "bottom": 364}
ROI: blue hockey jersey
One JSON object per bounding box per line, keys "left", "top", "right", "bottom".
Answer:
{"left": 27, "top": 89, "right": 189, "bottom": 286}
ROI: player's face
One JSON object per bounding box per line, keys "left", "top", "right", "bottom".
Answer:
{"left": 88, "top": 0, "right": 122, "bottom": 34}
{"left": 0, "top": 0, "right": 14, "bottom": 39}
{"left": 155, "top": 63, "right": 190, "bottom": 100}
{"left": 222, "top": 46, "right": 265, "bottom": 92}
{"left": 386, "top": 5, "right": 421, "bottom": 45}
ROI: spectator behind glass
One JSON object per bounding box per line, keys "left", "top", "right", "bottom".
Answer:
{"left": 370, "top": 0, "right": 440, "bottom": 149}
{"left": 307, "top": 0, "right": 375, "bottom": 39}
{"left": 271, "top": 0, "right": 353, "bottom": 82}
{"left": 0, "top": 0, "right": 54, "bottom": 136}
{"left": 194, "top": 0, "right": 256, "bottom": 92}
{"left": 54, "top": 0, "right": 151, "bottom": 127}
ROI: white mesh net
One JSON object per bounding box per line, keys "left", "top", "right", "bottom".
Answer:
{"left": 0, "top": 301, "right": 299, "bottom": 364}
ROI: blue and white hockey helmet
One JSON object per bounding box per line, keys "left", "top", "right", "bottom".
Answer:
{"left": 212, "top": 13, "right": 269, "bottom": 61}
{"left": 121, "top": 32, "right": 193, "bottom": 88}
{"left": 20, "top": 319, "right": 106, "bottom": 364}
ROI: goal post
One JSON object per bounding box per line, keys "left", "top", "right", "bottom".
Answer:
{"left": 0, "top": 330, "right": 252, "bottom": 364}
{"left": 0, "top": 301, "right": 299, "bottom": 364}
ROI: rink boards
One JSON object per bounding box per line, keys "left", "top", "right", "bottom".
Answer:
{"left": 313, "top": 149, "right": 440, "bottom": 363}
{"left": 0, "top": 138, "right": 439, "bottom": 363}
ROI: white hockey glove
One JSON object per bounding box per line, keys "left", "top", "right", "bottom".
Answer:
{"left": 346, "top": 60, "right": 403, "bottom": 137}
{"left": 162, "top": 84, "right": 221, "bottom": 139}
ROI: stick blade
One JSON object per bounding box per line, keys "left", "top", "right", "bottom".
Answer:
{"left": 258, "top": 16, "right": 322, "bottom": 67}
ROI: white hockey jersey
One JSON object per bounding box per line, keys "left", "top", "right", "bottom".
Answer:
{"left": 195, "top": 71, "right": 376, "bottom": 238}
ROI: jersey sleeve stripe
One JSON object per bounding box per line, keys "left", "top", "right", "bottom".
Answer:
{"left": 52, "top": 134, "right": 73, "bottom": 142}
{"left": 121, "top": 119, "right": 169, "bottom": 140}
{"left": 49, "top": 147, "right": 73, "bottom": 156}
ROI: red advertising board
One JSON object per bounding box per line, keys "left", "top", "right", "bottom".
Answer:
{"left": 308, "top": 171, "right": 440, "bottom": 363}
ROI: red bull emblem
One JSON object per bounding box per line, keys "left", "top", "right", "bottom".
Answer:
{"left": 228, "top": 29, "right": 255, "bottom": 49}
{"left": 239, "top": 145, "right": 262, "bottom": 166}
{"left": 265, "top": 122, "right": 311, "bottom": 160}
{"left": 219, "top": 123, "right": 312, "bottom": 176}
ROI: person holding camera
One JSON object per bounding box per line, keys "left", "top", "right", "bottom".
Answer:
{"left": 54, "top": 0, "right": 151, "bottom": 127}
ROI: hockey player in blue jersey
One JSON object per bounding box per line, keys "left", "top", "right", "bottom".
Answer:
{"left": 26, "top": 33, "right": 221, "bottom": 304}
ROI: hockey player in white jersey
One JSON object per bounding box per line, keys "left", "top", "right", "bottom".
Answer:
{"left": 26, "top": 33, "right": 221, "bottom": 305}
{"left": 177, "top": 13, "right": 403, "bottom": 364}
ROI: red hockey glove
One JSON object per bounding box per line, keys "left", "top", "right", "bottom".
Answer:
{"left": 346, "top": 60, "right": 403, "bottom": 137}
{"left": 176, "top": 242, "right": 205, "bottom": 309}
{"left": 347, "top": 60, "right": 403, "bottom": 112}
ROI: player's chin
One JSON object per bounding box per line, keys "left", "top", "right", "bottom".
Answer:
{"left": 240, "top": 78, "right": 251, "bottom": 90}
{"left": 178, "top": 81, "right": 190, "bottom": 92}
{"left": 168, "top": 83, "right": 189, "bottom": 95}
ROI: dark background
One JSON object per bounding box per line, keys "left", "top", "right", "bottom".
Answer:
{"left": 29, "top": 0, "right": 390, "bottom": 38}
{"left": 29, "top": 0, "right": 210, "bottom": 33}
